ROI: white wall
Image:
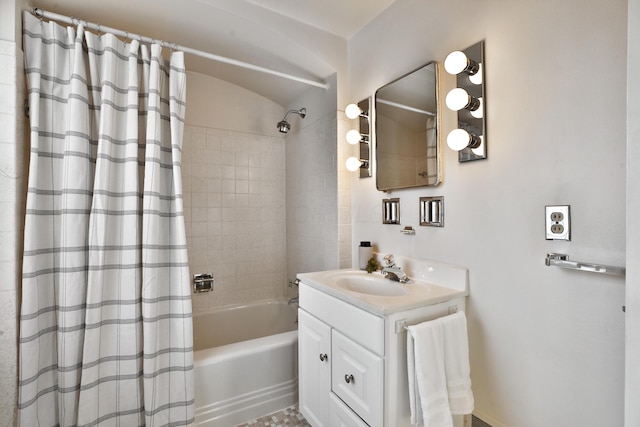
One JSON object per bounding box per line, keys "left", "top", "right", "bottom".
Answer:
{"left": 285, "top": 74, "right": 348, "bottom": 285}
{"left": 0, "top": 1, "right": 28, "bottom": 425}
{"left": 626, "top": 0, "right": 640, "bottom": 424}
{"left": 349, "top": 0, "right": 627, "bottom": 426}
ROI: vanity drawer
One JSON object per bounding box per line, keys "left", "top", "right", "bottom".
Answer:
{"left": 329, "top": 393, "right": 370, "bottom": 427}
{"left": 331, "top": 329, "right": 383, "bottom": 427}
{"left": 299, "top": 283, "right": 384, "bottom": 354}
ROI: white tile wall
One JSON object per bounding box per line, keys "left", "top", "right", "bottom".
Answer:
{"left": 0, "top": 39, "right": 26, "bottom": 427}
{"left": 285, "top": 113, "right": 341, "bottom": 279}
{"left": 182, "top": 125, "right": 287, "bottom": 311}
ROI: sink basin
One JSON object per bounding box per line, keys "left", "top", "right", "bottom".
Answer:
{"left": 336, "top": 275, "right": 408, "bottom": 296}
{"left": 298, "top": 263, "right": 468, "bottom": 315}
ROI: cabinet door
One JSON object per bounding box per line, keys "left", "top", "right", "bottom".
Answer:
{"left": 298, "top": 309, "right": 331, "bottom": 427}
{"left": 329, "top": 393, "right": 370, "bottom": 427}
{"left": 332, "top": 330, "right": 383, "bottom": 427}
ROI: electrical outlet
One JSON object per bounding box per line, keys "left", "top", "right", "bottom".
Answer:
{"left": 545, "top": 205, "right": 570, "bottom": 240}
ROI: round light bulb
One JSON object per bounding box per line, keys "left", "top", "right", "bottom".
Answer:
{"left": 346, "top": 129, "right": 362, "bottom": 145}
{"left": 345, "top": 157, "right": 363, "bottom": 172}
{"left": 447, "top": 129, "right": 472, "bottom": 151}
{"left": 345, "top": 104, "right": 363, "bottom": 119}
{"left": 470, "top": 97, "right": 483, "bottom": 119}
{"left": 469, "top": 63, "right": 483, "bottom": 85}
{"left": 471, "top": 136, "right": 485, "bottom": 156}
{"left": 444, "top": 51, "right": 469, "bottom": 75}
{"left": 446, "top": 88, "right": 471, "bottom": 111}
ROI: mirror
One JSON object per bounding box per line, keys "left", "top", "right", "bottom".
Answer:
{"left": 375, "top": 61, "right": 440, "bottom": 191}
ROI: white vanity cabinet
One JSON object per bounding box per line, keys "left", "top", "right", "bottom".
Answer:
{"left": 298, "top": 309, "right": 331, "bottom": 426}
{"left": 298, "top": 285, "right": 384, "bottom": 427}
{"left": 297, "top": 276, "right": 466, "bottom": 427}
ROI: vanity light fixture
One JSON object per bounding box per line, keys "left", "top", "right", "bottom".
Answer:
{"left": 346, "top": 129, "right": 369, "bottom": 145}
{"left": 445, "top": 88, "right": 480, "bottom": 112}
{"left": 444, "top": 41, "right": 487, "bottom": 162}
{"left": 344, "top": 98, "right": 372, "bottom": 177}
{"left": 345, "top": 157, "right": 369, "bottom": 172}
{"left": 444, "top": 51, "right": 480, "bottom": 77}
{"left": 447, "top": 129, "right": 482, "bottom": 151}
{"left": 345, "top": 103, "right": 368, "bottom": 119}
{"left": 470, "top": 97, "right": 483, "bottom": 119}
{"left": 469, "top": 63, "right": 483, "bottom": 85}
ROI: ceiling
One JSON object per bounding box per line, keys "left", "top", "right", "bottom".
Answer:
{"left": 29, "top": 0, "right": 398, "bottom": 106}
{"left": 244, "top": 0, "right": 397, "bottom": 39}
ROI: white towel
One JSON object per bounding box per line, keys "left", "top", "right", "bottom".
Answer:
{"left": 407, "top": 311, "right": 474, "bottom": 426}
{"left": 441, "top": 311, "right": 474, "bottom": 414}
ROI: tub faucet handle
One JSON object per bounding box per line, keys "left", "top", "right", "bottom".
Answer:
{"left": 193, "top": 273, "right": 214, "bottom": 293}
{"left": 288, "top": 278, "right": 300, "bottom": 287}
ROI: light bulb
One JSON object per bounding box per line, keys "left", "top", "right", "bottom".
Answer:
{"left": 447, "top": 88, "right": 474, "bottom": 111}
{"left": 469, "top": 63, "right": 483, "bottom": 85}
{"left": 345, "top": 104, "right": 363, "bottom": 119}
{"left": 345, "top": 157, "right": 363, "bottom": 172}
{"left": 470, "top": 97, "right": 483, "bottom": 119}
{"left": 346, "top": 129, "right": 362, "bottom": 145}
{"left": 447, "top": 129, "right": 472, "bottom": 151}
{"left": 444, "top": 51, "right": 469, "bottom": 75}
{"left": 471, "top": 136, "right": 485, "bottom": 156}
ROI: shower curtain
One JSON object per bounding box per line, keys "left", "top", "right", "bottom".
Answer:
{"left": 19, "top": 12, "right": 194, "bottom": 427}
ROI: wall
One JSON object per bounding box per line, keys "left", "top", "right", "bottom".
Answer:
{"left": 285, "top": 74, "right": 350, "bottom": 284}
{"left": 183, "top": 71, "right": 344, "bottom": 309}
{"left": 626, "top": 0, "right": 640, "bottom": 424}
{"left": 0, "top": 1, "right": 28, "bottom": 425}
{"left": 349, "top": 0, "right": 626, "bottom": 426}
{"left": 183, "top": 71, "right": 289, "bottom": 310}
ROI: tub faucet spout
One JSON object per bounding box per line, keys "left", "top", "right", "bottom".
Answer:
{"left": 288, "top": 296, "right": 299, "bottom": 305}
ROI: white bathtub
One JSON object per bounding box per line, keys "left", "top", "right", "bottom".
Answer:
{"left": 193, "top": 299, "right": 299, "bottom": 426}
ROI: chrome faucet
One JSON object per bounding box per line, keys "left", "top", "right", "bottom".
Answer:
{"left": 288, "top": 296, "right": 299, "bottom": 305}
{"left": 381, "top": 254, "right": 408, "bottom": 283}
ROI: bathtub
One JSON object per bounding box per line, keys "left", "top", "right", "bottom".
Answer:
{"left": 193, "top": 299, "right": 299, "bottom": 426}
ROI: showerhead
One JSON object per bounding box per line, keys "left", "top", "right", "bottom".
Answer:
{"left": 277, "top": 119, "right": 291, "bottom": 133}
{"left": 277, "top": 107, "right": 306, "bottom": 133}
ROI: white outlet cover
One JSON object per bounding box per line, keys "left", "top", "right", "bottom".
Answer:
{"left": 545, "top": 205, "right": 571, "bottom": 240}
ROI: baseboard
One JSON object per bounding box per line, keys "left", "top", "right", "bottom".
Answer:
{"left": 473, "top": 409, "right": 508, "bottom": 427}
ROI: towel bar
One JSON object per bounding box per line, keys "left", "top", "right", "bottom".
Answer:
{"left": 395, "top": 305, "right": 461, "bottom": 334}
{"left": 545, "top": 253, "right": 625, "bottom": 277}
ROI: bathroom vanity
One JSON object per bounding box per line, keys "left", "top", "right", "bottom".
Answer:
{"left": 297, "top": 258, "right": 469, "bottom": 427}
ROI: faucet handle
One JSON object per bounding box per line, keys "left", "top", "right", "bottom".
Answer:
{"left": 383, "top": 254, "right": 395, "bottom": 267}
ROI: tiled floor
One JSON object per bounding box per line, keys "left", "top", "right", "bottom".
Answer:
{"left": 236, "top": 404, "right": 310, "bottom": 427}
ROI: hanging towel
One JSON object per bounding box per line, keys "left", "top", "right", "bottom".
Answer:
{"left": 407, "top": 311, "right": 474, "bottom": 426}
{"left": 441, "top": 311, "right": 474, "bottom": 414}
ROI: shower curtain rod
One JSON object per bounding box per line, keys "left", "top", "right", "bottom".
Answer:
{"left": 32, "top": 7, "right": 329, "bottom": 90}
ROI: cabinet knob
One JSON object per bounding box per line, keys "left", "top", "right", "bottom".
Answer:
{"left": 344, "top": 374, "right": 354, "bottom": 384}
{"left": 319, "top": 353, "right": 328, "bottom": 362}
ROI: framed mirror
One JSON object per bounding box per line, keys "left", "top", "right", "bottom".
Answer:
{"left": 375, "top": 61, "right": 440, "bottom": 191}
